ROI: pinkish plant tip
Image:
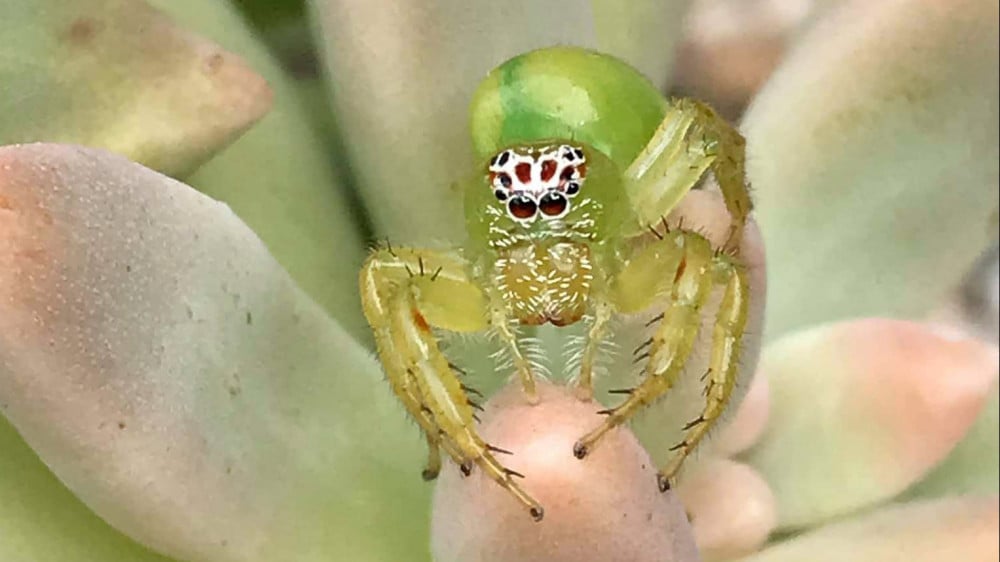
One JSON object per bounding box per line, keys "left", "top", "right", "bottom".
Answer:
{"left": 431, "top": 382, "right": 701, "bottom": 562}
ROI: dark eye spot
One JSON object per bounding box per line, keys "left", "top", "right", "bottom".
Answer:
{"left": 565, "top": 181, "right": 580, "bottom": 195}
{"left": 494, "top": 189, "right": 508, "bottom": 201}
{"left": 539, "top": 192, "right": 568, "bottom": 217}
{"left": 497, "top": 150, "right": 511, "bottom": 166}
{"left": 508, "top": 195, "right": 537, "bottom": 220}
{"left": 498, "top": 173, "right": 512, "bottom": 188}
{"left": 574, "top": 148, "right": 584, "bottom": 160}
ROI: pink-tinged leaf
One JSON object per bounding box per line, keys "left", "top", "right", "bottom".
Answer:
{"left": 0, "top": 418, "right": 177, "bottom": 562}
{"left": 714, "top": 367, "right": 770, "bottom": 457}
{"left": 745, "top": 319, "right": 999, "bottom": 529}
{"left": 905, "top": 384, "right": 999, "bottom": 500}
{"left": 673, "top": 0, "right": 816, "bottom": 118}
{"left": 0, "top": 144, "right": 428, "bottom": 562}
{"left": 677, "top": 459, "right": 776, "bottom": 562}
{"left": 738, "top": 496, "right": 999, "bottom": 562}
{"left": 144, "top": 0, "right": 370, "bottom": 338}
{"left": 743, "top": 0, "right": 1000, "bottom": 338}
{"left": 431, "top": 382, "right": 701, "bottom": 562}
{"left": 0, "top": 0, "right": 272, "bottom": 176}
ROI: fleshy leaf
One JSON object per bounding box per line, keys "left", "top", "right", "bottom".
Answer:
{"left": 310, "top": 0, "right": 692, "bottom": 242}
{"left": 911, "top": 248, "right": 1000, "bottom": 499}
{"left": 0, "top": 144, "right": 428, "bottom": 562}
{"left": 737, "top": 496, "right": 999, "bottom": 562}
{"left": 0, "top": 419, "right": 177, "bottom": 562}
{"left": 712, "top": 368, "right": 770, "bottom": 458}
{"left": 677, "top": 459, "right": 776, "bottom": 562}
{"left": 672, "top": 0, "right": 815, "bottom": 118}
{"left": 742, "top": 0, "right": 1000, "bottom": 337}
{"left": 431, "top": 382, "right": 700, "bottom": 562}
{"left": 745, "top": 318, "right": 999, "bottom": 529}
{"left": 0, "top": 0, "right": 272, "bottom": 177}
{"left": 145, "top": 0, "right": 370, "bottom": 339}
{"left": 904, "top": 385, "right": 999, "bottom": 499}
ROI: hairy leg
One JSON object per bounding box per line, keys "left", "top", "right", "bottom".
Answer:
{"left": 573, "top": 231, "right": 712, "bottom": 459}
{"left": 659, "top": 252, "right": 749, "bottom": 487}
{"left": 574, "top": 229, "right": 748, "bottom": 490}
{"left": 360, "top": 246, "right": 544, "bottom": 520}
{"left": 625, "top": 98, "right": 752, "bottom": 251}
{"left": 573, "top": 299, "right": 615, "bottom": 401}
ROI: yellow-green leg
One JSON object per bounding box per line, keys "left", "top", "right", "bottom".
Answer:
{"left": 422, "top": 434, "right": 443, "bottom": 481}
{"left": 360, "top": 247, "right": 545, "bottom": 520}
{"left": 574, "top": 231, "right": 749, "bottom": 491}
{"left": 487, "top": 301, "right": 540, "bottom": 403}
{"left": 625, "top": 98, "right": 752, "bottom": 251}
{"left": 573, "top": 299, "right": 615, "bottom": 401}
{"left": 659, "top": 254, "right": 749, "bottom": 487}
{"left": 573, "top": 232, "right": 714, "bottom": 460}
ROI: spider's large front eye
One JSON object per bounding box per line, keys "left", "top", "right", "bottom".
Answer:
{"left": 539, "top": 192, "right": 568, "bottom": 217}
{"left": 508, "top": 195, "right": 537, "bottom": 220}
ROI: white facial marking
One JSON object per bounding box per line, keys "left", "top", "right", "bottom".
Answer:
{"left": 487, "top": 144, "right": 587, "bottom": 224}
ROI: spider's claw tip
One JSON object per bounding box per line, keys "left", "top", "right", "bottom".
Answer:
{"left": 656, "top": 473, "right": 672, "bottom": 492}
{"left": 572, "top": 440, "right": 589, "bottom": 459}
{"left": 459, "top": 462, "right": 473, "bottom": 477}
{"left": 529, "top": 506, "right": 545, "bottom": 522}
{"left": 422, "top": 468, "right": 440, "bottom": 481}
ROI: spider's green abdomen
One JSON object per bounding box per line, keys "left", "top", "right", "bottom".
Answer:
{"left": 469, "top": 46, "right": 668, "bottom": 170}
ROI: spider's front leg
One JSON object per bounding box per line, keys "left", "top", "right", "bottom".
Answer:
{"left": 625, "top": 97, "right": 752, "bottom": 251}
{"left": 574, "top": 96, "right": 754, "bottom": 487}
{"left": 573, "top": 231, "right": 750, "bottom": 490}
{"left": 360, "top": 246, "right": 544, "bottom": 520}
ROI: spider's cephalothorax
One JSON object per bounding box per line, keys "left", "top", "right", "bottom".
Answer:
{"left": 472, "top": 141, "right": 624, "bottom": 327}
{"left": 360, "top": 46, "right": 758, "bottom": 522}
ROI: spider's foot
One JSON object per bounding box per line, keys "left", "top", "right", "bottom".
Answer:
{"left": 421, "top": 467, "right": 440, "bottom": 481}
{"left": 572, "top": 416, "right": 616, "bottom": 459}
{"left": 656, "top": 472, "right": 675, "bottom": 492}
{"left": 573, "top": 382, "right": 595, "bottom": 402}
{"left": 514, "top": 365, "right": 541, "bottom": 405}
{"left": 498, "top": 467, "right": 546, "bottom": 522}
{"left": 465, "top": 447, "right": 546, "bottom": 521}
{"left": 522, "top": 387, "right": 541, "bottom": 406}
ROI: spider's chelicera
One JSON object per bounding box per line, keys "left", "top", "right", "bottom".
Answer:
{"left": 360, "top": 47, "right": 757, "bottom": 522}
{"left": 488, "top": 144, "right": 586, "bottom": 223}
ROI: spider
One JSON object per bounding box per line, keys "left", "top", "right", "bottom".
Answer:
{"left": 360, "top": 47, "right": 755, "bottom": 522}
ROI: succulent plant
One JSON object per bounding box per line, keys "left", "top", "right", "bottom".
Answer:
{"left": 0, "top": 1, "right": 996, "bottom": 561}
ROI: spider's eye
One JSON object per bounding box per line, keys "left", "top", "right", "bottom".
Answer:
{"left": 539, "top": 192, "right": 568, "bottom": 217}
{"left": 565, "top": 182, "right": 580, "bottom": 195}
{"left": 494, "top": 189, "right": 509, "bottom": 201}
{"left": 508, "top": 195, "right": 537, "bottom": 220}
{"left": 491, "top": 150, "right": 511, "bottom": 167}
{"left": 497, "top": 173, "right": 512, "bottom": 188}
